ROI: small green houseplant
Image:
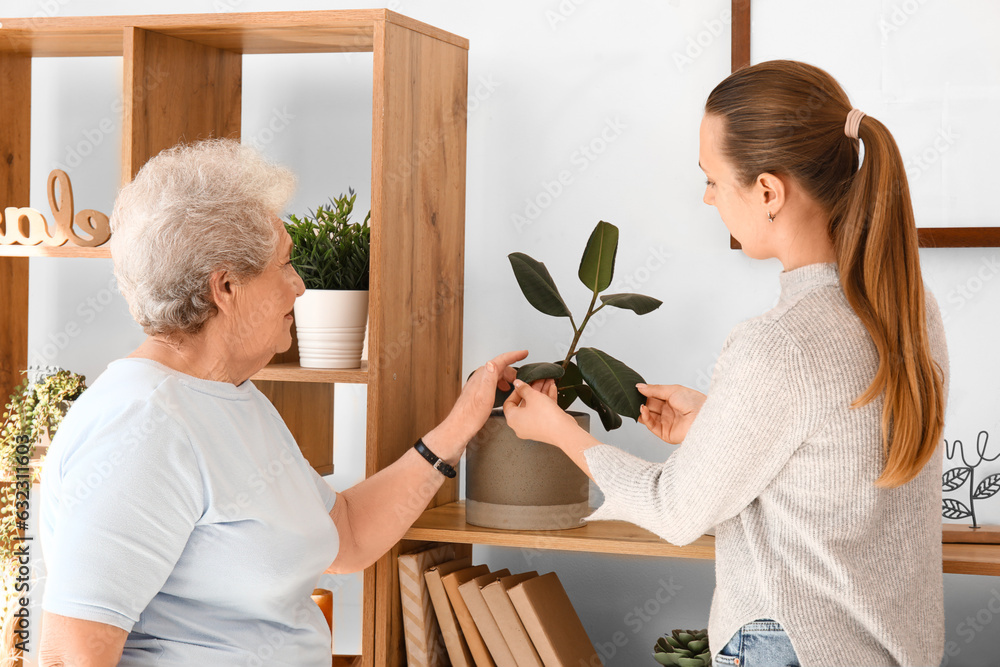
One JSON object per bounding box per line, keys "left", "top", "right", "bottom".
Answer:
{"left": 1, "top": 367, "right": 86, "bottom": 656}
{"left": 654, "top": 629, "right": 711, "bottom": 666}
{"left": 466, "top": 220, "right": 662, "bottom": 531}
{"left": 284, "top": 190, "right": 372, "bottom": 369}
{"left": 285, "top": 189, "right": 371, "bottom": 291}
{"left": 500, "top": 220, "right": 662, "bottom": 430}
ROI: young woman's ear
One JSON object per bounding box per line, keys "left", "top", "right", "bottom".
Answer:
{"left": 756, "top": 171, "right": 785, "bottom": 217}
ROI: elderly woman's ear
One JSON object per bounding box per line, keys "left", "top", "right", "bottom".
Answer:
{"left": 209, "top": 270, "right": 236, "bottom": 308}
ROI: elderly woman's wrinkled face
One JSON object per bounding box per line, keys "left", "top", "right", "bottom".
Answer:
{"left": 230, "top": 216, "right": 305, "bottom": 358}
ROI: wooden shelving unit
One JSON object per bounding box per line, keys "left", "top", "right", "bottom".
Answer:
{"left": 405, "top": 502, "right": 1000, "bottom": 577}
{"left": 0, "top": 10, "right": 469, "bottom": 667}
{"left": 5, "top": 8, "right": 998, "bottom": 667}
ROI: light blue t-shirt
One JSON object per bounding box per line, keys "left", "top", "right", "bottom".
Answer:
{"left": 40, "top": 357, "right": 340, "bottom": 666}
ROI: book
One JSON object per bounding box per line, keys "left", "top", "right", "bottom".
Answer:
{"left": 458, "top": 572, "right": 519, "bottom": 667}
{"left": 398, "top": 543, "right": 458, "bottom": 667}
{"left": 506, "top": 572, "right": 601, "bottom": 667}
{"left": 442, "top": 565, "right": 507, "bottom": 667}
{"left": 424, "top": 556, "right": 475, "bottom": 667}
{"left": 481, "top": 572, "right": 544, "bottom": 667}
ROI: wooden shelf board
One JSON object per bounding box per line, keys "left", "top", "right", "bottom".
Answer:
{"left": 0, "top": 244, "right": 111, "bottom": 258}
{"left": 403, "top": 501, "right": 716, "bottom": 560}
{"left": 943, "top": 543, "right": 1000, "bottom": 576}
{"left": 251, "top": 361, "right": 368, "bottom": 384}
{"left": 0, "top": 10, "right": 468, "bottom": 56}
{"left": 405, "top": 502, "right": 1000, "bottom": 576}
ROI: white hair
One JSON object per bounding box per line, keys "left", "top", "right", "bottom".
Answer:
{"left": 110, "top": 138, "right": 296, "bottom": 337}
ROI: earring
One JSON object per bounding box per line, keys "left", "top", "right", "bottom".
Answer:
{"left": 767, "top": 211, "right": 775, "bottom": 222}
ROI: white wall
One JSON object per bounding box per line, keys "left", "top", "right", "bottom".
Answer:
{"left": 12, "top": 0, "right": 1000, "bottom": 664}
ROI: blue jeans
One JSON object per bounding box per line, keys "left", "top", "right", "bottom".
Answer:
{"left": 713, "top": 618, "right": 800, "bottom": 667}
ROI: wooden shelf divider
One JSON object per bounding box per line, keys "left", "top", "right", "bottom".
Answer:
{"left": 405, "top": 501, "right": 1000, "bottom": 576}
{"left": 0, "top": 245, "right": 111, "bottom": 258}
{"left": 405, "top": 501, "right": 715, "bottom": 560}
{"left": 251, "top": 361, "right": 368, "bottom": 384}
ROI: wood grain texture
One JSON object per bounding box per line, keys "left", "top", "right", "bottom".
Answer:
{"left": 122, "top": 27, "right": 242, "bottom": 185}
{"left": 405, "top": 502, "right": 716, "bottom": 560}
{"left": 942, "top": 543, "right": 1000, "bottom": 576}
{"left": 250, "top": 361, "right": 368, "bottom": 384}
{"left": 0, "top": 245, "right": 110, "bottom": 257}
{"left": 251, "top": 379, "right": 334, "bottom": 474}
{"left": 731, "top": 0, "right": 750, "bottom": 72}
{"left": 942, "top": 524, "right": 1000, "bottom": 545}
{"left": 728, "top": 2, "right": 998, "bottom": 250}
{"left": 332, "top": 656, "right": 363, "bottom": 667}
{"left": 369, "top": 18, "right": 468, "bottom": 667}
{"left": 0, "top": 52, "right": 30, "bottom": 415}
{"left": 405, "top": 503, "right": 1000, "bottom": 576}
{"left": 0, "top": 10, "right": 467, "bottom": 56}
{"left": 917, "top": 227, "right": 1000, "bottom": 248}
{"left": 733, "top": 227, "right": 1000, "bottom": 251}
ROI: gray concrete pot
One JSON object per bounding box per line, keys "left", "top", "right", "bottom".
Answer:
{"left": 465, "top": 410, "right": 590, "bottom": 530}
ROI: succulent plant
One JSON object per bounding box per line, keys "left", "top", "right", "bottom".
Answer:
{"left": 653, "top": 629, "right": 711, "bottom": 666}
{"left": 499, "top": 220, "right": 662, "bottom": 430}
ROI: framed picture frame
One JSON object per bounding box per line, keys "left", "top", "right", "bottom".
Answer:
{"left": 729, "top": 0, "right": 1000, "bottom": 248}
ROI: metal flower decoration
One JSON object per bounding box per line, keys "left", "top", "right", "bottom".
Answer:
{"left": 942, "top": 431, "right": 1000, "bottom": 528}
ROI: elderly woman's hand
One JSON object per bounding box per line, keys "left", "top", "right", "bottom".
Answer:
{"left": 422, "top": 350, "right": 528, "bottom": 462}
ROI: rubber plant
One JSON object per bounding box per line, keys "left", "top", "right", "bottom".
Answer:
{"left": 500, "top": 220, "right": 662, "bottom": 430}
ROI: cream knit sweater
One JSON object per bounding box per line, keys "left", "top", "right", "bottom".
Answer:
{"left": 584, "top": 262, "right": 948, "bottom": 667}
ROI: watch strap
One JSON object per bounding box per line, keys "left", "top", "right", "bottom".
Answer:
{"left": 414, "top": 438, "right": 457, "bottom": 478}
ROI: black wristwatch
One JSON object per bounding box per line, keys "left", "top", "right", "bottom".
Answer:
{"left": 414, "top": 438, "right": 457, "bottom": 478}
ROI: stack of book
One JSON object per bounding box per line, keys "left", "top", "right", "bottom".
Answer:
{"left": 398, "top": 544, "right": 602, "bottom": 667}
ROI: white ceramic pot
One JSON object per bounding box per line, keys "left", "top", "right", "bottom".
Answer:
{"left": 293, "top": 289, "right": 370, "bottom": 369}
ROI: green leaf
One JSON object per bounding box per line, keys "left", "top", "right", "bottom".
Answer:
{"left": 600, "top": 293, "right": 663, "bottom": 315}
{"left": 516, "top": 363, "right": 566, "bottom": 384}
{"left": 942, "top": 467, "right": 971, "bottom": 492}
{"left": 687, "top": 640, "right": 707, "bottom": 654}
{"left": 653, "top": 653, "right": 679, "bottom": 666}
{"left": 576, "top": 347, "right": 645, "bottom": 421}
{"left": 508, "top": 252, "right": 572, "bottom": 318}
{"left": 493, "top": 385, "right": 514, "bottom": 409}
{"left": 285, "top": 190, "right": 370, "bottom": 291}
{"left": 556, "top": 362, "right": 585, "bottom": 411}
{"left": 577, "top": 385, "right": 623, "bottom": 431}
{"left": 578, "top": 220, "right": 619, "bottom": 294}
{"left": 973, "top": 473, "right": 1000, "bottom": 500}
{"left": 942, "top": 498, "right": 972, "bottom": 520}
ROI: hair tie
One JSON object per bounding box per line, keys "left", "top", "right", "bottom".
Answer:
{"left": 845, "top": 108, "right": 866, "bottom": 140}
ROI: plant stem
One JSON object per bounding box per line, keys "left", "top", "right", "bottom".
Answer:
{"left": 969, "top": 466, "right": 978, "bottom": 529}
{"left": 561, "top": 291, "right": 602, "bottom": 369}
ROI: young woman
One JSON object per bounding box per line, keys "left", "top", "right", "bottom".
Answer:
{"left": 503, "top": 60, "right": 948, "bottom": 667}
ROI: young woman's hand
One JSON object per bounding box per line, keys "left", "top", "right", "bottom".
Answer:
{"left": 503, "top": 378, "right": 581, "bottom": 445}
{"left": 637, "top": 383, "right": 707, "bottom": 445}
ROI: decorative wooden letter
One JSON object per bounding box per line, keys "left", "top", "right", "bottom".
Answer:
{"left": 48, "top": 169, "right": 111, "bottom": 247}
{"left": 0, "top": 169, "right": 111, "bottom": 248}
{"left": 2, "top": 207, "right": 49, "bottom": 246}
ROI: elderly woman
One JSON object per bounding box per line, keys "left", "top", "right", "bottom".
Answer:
{"left": 38, "top": 139, "right": 524, "bottom": 666}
